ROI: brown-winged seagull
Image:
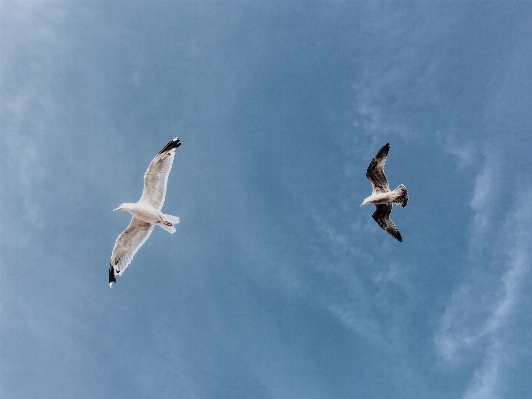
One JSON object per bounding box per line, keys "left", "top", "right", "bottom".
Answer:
{"left": 361, "top": 143, "right": 408, "bottom": 242}
{"left": 109, "top": 138, "right": 181, "bottom": 286}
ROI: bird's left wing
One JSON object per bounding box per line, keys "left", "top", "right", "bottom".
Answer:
{"left": 139, "top": 138, "right": 181, "bottom": 210}
{"left": 366, "top": 143, "right": 390, "bottom": 193}
{"left": 372, "top": 203, "right": 402, "bottom": 242}
{"left": 109, "top": 217, "right": 154, "bottom": 286}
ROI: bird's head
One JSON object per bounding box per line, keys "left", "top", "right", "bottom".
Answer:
{"left": 113, "top": 203, "right": 132, "bottom": 212}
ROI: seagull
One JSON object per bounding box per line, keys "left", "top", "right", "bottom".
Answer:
{"left": 361, "top": 143, "right": 408, "bottom": 242}
{"left": 109, "top": 138, "right": 181, "bottom": 287}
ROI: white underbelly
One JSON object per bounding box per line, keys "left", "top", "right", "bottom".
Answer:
{"left": 129, "top": 203, "right": 163, "bottom": 224}
{"left": 367, "top": 192, "right": 393, "bottom": 204}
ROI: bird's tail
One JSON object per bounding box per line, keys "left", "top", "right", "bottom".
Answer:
{"left": 393, "top": 184, "right": 408, "bottom": 208}
{"left": 159, "top": 214, "right": 180, "bottom": 234}
{"left": 164, "top": 215, "right": 180, "bottom": 224}
{"left": 160, "top": 224, "right": 176, "bottom": 234}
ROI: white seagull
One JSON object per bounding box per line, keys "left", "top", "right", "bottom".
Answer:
{"left": 361, "top": 143, "right": 408, "bottom": 242}
{"left": 109, "top": 138, "right": 181, "bottom": 286}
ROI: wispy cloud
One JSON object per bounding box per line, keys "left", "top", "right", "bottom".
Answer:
{"left": 1, "top": 2, "right": 68, "bottom": 239}
{"left": 469, "top": 155, "right": 502, "bottom": 248}
{"left": 439, "top": 132, "right": 478, "bottom": 171}
{"left": 436, "top": 179, "right": 532, "bottom": 397}
{"left": 464, "top": 193, "right": 530, "bottom": 398}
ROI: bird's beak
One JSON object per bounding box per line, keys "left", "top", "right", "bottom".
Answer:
{"left": 113, "top": 207, "right": 120, "bottom": 212}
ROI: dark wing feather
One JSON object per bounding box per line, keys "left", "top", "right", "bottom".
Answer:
{"left": 366, "top": 143, "right": 390, "bottom": 193}
{"left": 372, "top": 203, "right": 402, "bottom": 242}
{"left": 139, "top": 138, "right": 181, "bottom": 210}
{"left": 109, "top": 217, "right": 154, "bottom": 286}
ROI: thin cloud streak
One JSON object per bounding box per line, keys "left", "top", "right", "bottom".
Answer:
{"left": 464, "top": 191, "right": 531, "bottom": 399}
{"left": 1, "top": 2, "right": 67, "bottom": 240}
{"left": 436, "top": 183, "right": 532, "bottom": 397}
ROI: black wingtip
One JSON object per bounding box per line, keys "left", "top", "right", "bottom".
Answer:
{"left": 158, "top": 137, "right": 182, "bottom": 155}
{"left": 109, "top": 264, "right": 117, "bottom": 286}
{"left": 376, "top": 143, "right": 390, "bottom": 158}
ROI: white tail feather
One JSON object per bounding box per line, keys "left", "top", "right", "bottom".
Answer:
{"left": 159, "top": 223, "right": 176, "bottom": 234}
{"left": 393, "top": 184, "right": 408, "bottom": 208}
{"left": 164, "top": 214, "right": 180, "bottom": 224}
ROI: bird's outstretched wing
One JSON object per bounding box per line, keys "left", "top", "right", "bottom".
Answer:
{"left": 139, "top": 138, "right": 181, "bottom": 210}
{"left": 366, "top": 143, "right": 390, "bottom": 194}
{"left": 109, "top": 217, "right": 154, "bottom": 286}
{"left": 372, "top": 203, "right": 402, "bottom": 242}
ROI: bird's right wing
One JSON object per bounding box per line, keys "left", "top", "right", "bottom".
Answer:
{"left": 109, "top": 217, "right": 154, "bottom": 286}
{"left": 366, "top": 143, "right": 390, "bottom": 193}
{"left": 372, "top": 203, "right": 402, "bottom": 242}
{"left": 139, "top": 138, "right": 181, "bottom": 211}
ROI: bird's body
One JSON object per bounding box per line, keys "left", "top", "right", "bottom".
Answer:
{"left": 113, "top": 202, "right": 179, "bottom": 233}
{"left": 361, "top": 143, "right": 408, "bottom": 242}
{"left": 109, "top": 138, "right": 181, "bottom": 286}
{"left": 361, "top": 190, "right": 405, "bottom": 206}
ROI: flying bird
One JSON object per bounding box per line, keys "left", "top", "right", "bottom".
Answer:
{"left": 109, "top": 138, "right": 181, "bottom": 286}
{"left": 361, "top": 143, "right": 408, "bottom": 242}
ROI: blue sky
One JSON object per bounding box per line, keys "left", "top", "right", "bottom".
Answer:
{"left": 2, "top": 2, "right": 532, "bottom": 398}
